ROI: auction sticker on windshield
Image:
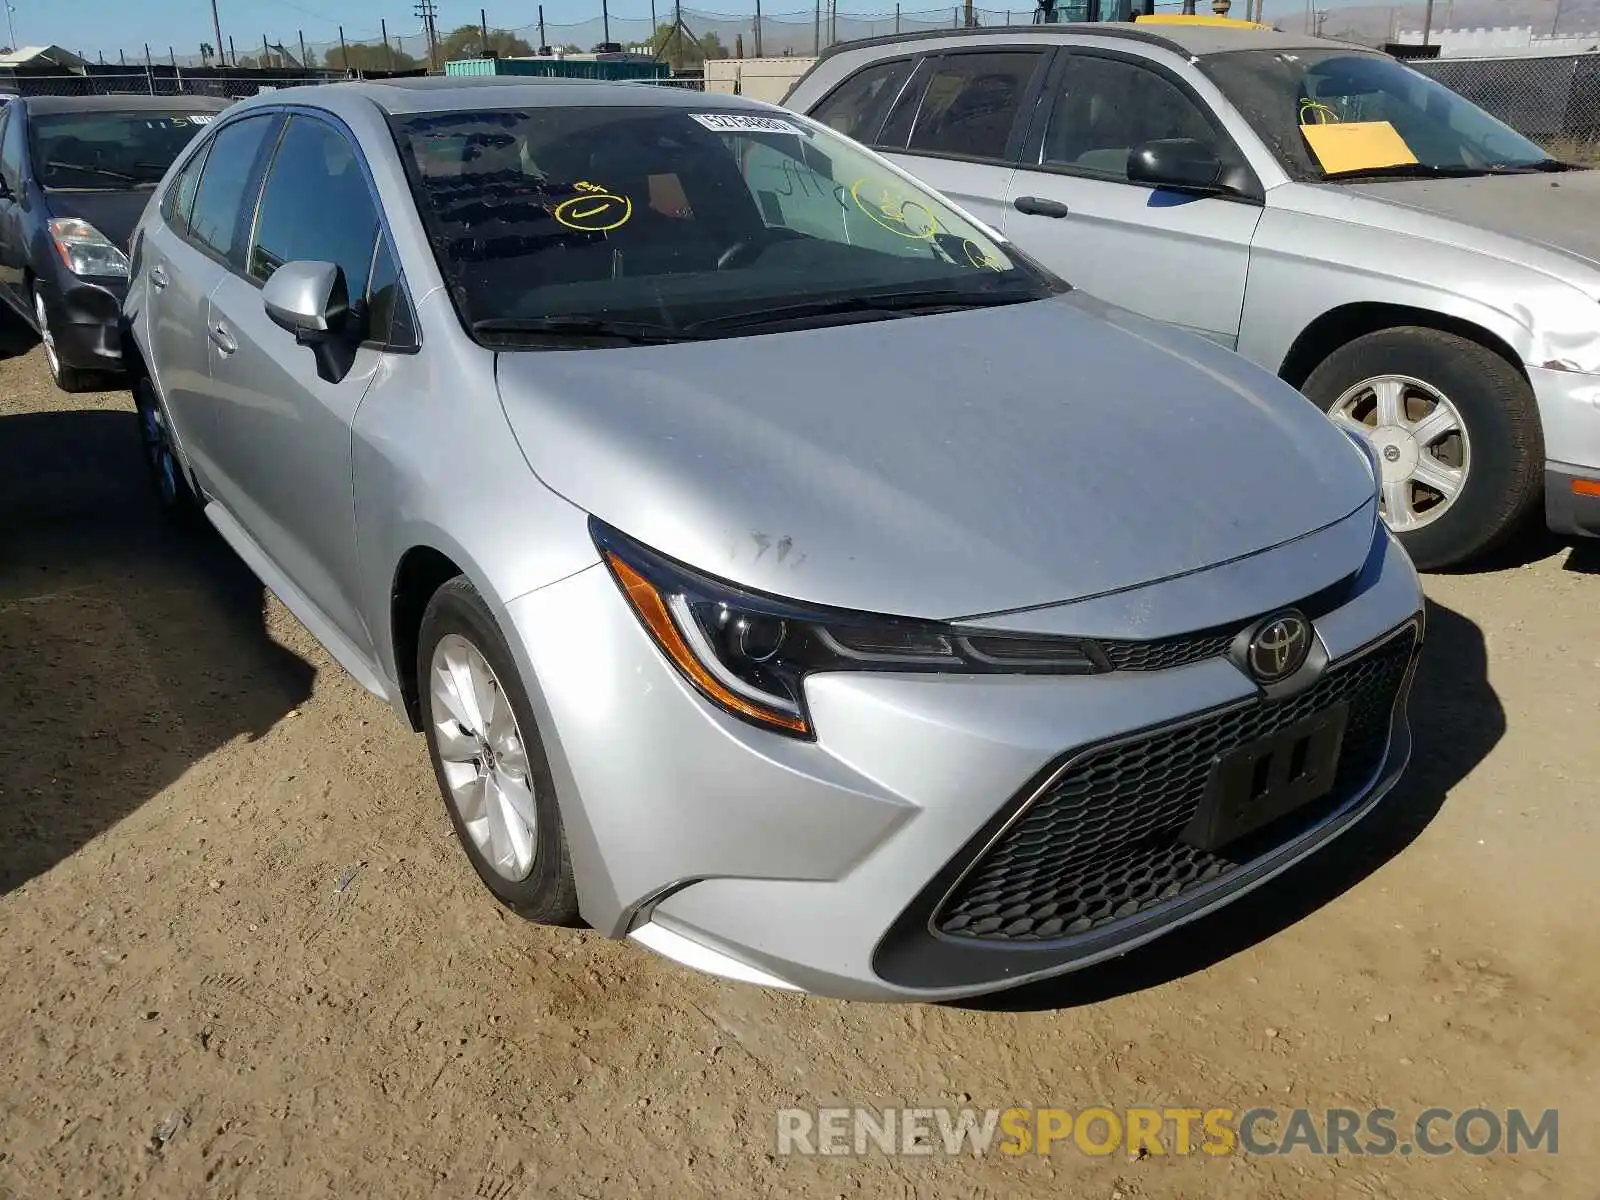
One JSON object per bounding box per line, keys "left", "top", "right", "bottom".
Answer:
{"left": 688, "top": 112, "right": 805, "bottom": 136}
{"left": 1300, "top": 120, "right": 1417, "bottom": 174}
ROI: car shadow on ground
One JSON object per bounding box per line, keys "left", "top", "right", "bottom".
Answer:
{"left": 954, "top": 597, "right": 1500, "bottom": 1013}
{"left": 0, "top": 406, "right": 315, "bottom": 896}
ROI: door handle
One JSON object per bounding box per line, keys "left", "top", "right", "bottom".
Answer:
{"left": 149, "top": 265, "right": 168, "bottom": 289}
{"left": 208, "top": 323, "right": 236, "bottom": 355}
{"left": 1013, "top": 195, "right": 1071, "bottom": 218}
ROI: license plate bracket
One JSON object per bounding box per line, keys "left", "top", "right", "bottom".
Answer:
{"left": 1181, "top": 704, "right": 1350, "bottom": 852}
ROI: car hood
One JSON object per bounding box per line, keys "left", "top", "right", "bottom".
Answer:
{"left": 43, "top": 189, "right": 151, "bottom": 249}
{"left": 1339, "top": 168, "right": 1600, "bottom": 271}
{"left": 495, "top": 293, "right": 1375, "bottom": 620}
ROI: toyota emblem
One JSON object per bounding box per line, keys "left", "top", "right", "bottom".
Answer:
{"left": 1245, "top": 611, "right": 1312, "bottom": 684}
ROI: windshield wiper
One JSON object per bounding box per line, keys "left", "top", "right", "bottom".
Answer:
{"left": 682, "top": 287, "right": 1042, "bottom": 335}
{"left": 471, "top": 316, "right": 694, "bottom": 345}
{"left": 1326, "top": 160, "right": 1571, "bottom": 182}
{"left": 46, "top": 159, "right": 135, "bottom": 183}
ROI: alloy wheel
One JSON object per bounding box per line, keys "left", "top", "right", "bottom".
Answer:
{"left": 33, "top": 290, "right": 60, "bottom": 380}
{"left": 428, "top": 633, "right": 538, "bottom": 882}
{"left": 1327, "top": 373, "right": 1471, "bottom": 533}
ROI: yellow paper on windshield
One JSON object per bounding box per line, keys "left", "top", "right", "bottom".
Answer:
{"left": 1300, "top": 120, "right": 1418, "bottom": 174}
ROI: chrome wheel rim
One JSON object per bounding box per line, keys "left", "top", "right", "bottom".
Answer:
{"left": 137, "top": 390, "right": 179, "bottom": 505}
{"left": 1328, "top": 373, "right": 1470, "bottom": 533}
{"left": 429, "top": 633, "right": 537, "bottom": 883}
{"left": 34, "top": 291, "right": 59, "bottom": 378}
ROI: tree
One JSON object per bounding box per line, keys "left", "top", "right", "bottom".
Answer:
{"left": 650, "top": 23, "right": 729, "bottom": 70}
{"left": 439, "top": 24, "right": 534, "bottom": 61}
{"left": 323, "top": 42, "right": 420, "bottom": 73}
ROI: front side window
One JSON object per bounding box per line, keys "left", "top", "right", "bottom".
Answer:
{"left": 903, "top": 52, "right": 1045, "bottom": 160}
{"left": 248, "top": 114, "right": 379, "bottom": 294}
{"left": 1040, "top": 54, "right": 1217, "bottom": 178}
{"left": 0, "top": 109, "right": 24, "bottom": 191}
{"left": 393, "top": 105, "right": 1060, "bottom": 346}
{"left": 1201, "top": 48, "right": 1559, "bottom": 180}
{"left": 809, "top": 59, "right": 915, "bottom": 145}
{"left": 187, "top": 114, "right": 276, "bottom": 262}
{"left": 29, "top": 111, "right": 216, "bottom": 191}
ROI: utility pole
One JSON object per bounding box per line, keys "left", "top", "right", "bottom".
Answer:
{"left": 299, "top": 30, "right": 307, "bottom": 68}
{"left": 415, "top": 0, "right": 440, "bottom": 71}
{"left": 538, "top": 4, "right": 547, "bottom": 51}
{"left": 754, "top": 0, "right": 762, "bottom": 55}
{"left": 1420, "top": 0, "right": 1435, "bottom": 42}
{"left": 602, "top": 0, "right": 611, "bottom": 46}
{"left": 262, "top": 33, "right": 270, "bottom": 67}
{"left": 209, "top": 0, "right": 225, "bottom": 72}
{"left": 381, "top": 18, "right": 393, "bottom": 68}
{"left": 3, "top": 1, "right": 16, "bottom": 54}
{"left": 480, "top": 7, "right": 489, "bottom": 54}
{"left": 813, "top": 0, "right": 820, "bottom": 53}
{"left": 338, "top": 24, "right": 350, "bottom": 71}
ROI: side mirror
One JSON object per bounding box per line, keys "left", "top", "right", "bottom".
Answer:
{"left": 1126, "top": 138, "right": 1227, "bottom": 194}
{"left": 262, "top": 260, "right": 356, "bottom": 383}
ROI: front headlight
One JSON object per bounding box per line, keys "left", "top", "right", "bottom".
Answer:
{"left": 594, "top": 518, "right": 1107, "bottom": 738}
{"left": 48, "top": 217, "right": 130, "bottom": 279}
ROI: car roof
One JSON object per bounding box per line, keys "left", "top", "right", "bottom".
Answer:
{"left": 252, "top": 74, "right": 781, "bottom": 118}
{"left": 807, "top": 20, "right": 1372, "bottom": 65}
{"left": 20, "top": 93, "right": 232, "bottom": 115}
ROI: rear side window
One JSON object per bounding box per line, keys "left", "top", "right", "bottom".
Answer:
{"left": 903, "top": 51, "right": 1045, "bottom": 160}
{"left": 187, "top": 114, "right": 276, "bottom": 263}
{"left": 248, "top": 114, "right": 379, "bottom": 296}
{"left": 809, "top": 59, "right": 915, "bottom": 144}
{"left": 161, "top": 142, "right": 209, "bottom": 235}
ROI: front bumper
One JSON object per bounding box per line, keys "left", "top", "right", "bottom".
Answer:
{"left": 1529, "top": 363, "right": 1600, "bottom": 538}
{"left": 500, "top": 517, "right": 1425, "bottom": 1002}
{"left": 47, "top": 276, "right": 127, "bottom": 372}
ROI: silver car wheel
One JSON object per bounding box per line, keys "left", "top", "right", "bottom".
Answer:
{"left": 429, "top": 633, "right": 538, "bottom": 883}
{"left": 34, "top": 290, "right": 60, "bottom": 378}
{"left": 1328, "top": 373, "right": 1471, "bottom": 533}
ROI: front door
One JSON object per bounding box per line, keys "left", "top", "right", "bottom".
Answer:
{"left": 1000, "top": 48, "right": 1263, "bottom": 349}
{"left": 202, "top": 112, "right": 385, "bottom": 658}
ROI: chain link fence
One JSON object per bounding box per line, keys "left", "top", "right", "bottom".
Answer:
{"left": 1415, "top": 54, "right": 1600, "bottom": 161}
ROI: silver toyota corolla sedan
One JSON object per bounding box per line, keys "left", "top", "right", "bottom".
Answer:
{"left": 122, "top": 76, "right": 1425, "bottom": 1001}
{"left": 785, "top": 25, "right": 1600, "bottom": 571}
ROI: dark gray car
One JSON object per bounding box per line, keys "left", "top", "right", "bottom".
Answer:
{"left": 0, "top": 93, "right": 227, "bottom": 390}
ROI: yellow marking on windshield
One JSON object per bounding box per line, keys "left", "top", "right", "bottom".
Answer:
{"left": 849, "top": 179, "right": 939, "bottom": 240}
{"left": 553, "top": 182, "right": 634, "bottom": 233}
{"left": 1300, "top": 120, "right": 1418, "bottom": 174}
{"left": 963, "top": 239, "right": 1004, "bottom": 271}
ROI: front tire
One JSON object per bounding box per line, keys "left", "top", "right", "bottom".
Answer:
{"left": 417, "top": 576, "right": 580, "bottom": 924}
{"left": 33, "top": 284, "right": 96, "bottom": 394}
{"left": 1303, "top": 327, "right": 1543, "bottom": 569}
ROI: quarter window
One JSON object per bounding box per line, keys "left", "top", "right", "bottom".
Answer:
{"left": 809, "top": 59, "right": 915, "bottom": 144}
{"left": 161, "top": 142, "right": 209, "bottom": 235}
{"left": 0, "top": 108, "right": 25, "bottom": 191}
{"left": 248, "top": 114, "right": 379, "bottom": 295}
{"left": 187, "top": 114, "right": 276, "bottom": 262}
{"left": 903, "top": 52, "right": 1044, "bottom": 160}
{"left": 1040, "top": 55, "right": 1216, "bottom": 178}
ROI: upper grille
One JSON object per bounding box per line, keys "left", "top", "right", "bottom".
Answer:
{"left": 935, "top": 625, "right": 1417, "bottom": 943}
{"left": 1098, "top": 630, "right": 1237, "bottom": 673}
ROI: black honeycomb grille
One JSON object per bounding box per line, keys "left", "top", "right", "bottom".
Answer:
{"left": 935, "top": 626, "right": 1417, "bottom": 942}
{"left": 1098, "top": 631, "right": 1237, "bottom": 673}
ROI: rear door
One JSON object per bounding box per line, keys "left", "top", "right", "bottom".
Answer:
{"left": 999, "top": 47, "right": 1263, "bottom": 348}
{"left": 141, "top": 110, "right": 280, "bottom": 492}
{"left": 871, "top": 48, "right": 1052, "bottom": 238}
{"left": 202, "top": 111, "right": 388, "bottom": 657}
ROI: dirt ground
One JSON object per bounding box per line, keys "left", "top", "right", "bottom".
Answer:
{"left": 1, "top": 336, "right": 1596, "bottom": 1200}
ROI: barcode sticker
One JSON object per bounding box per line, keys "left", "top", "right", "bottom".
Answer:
{"left": 688, "top": 112, "right": 805, "bottom": 136}
{"left": 189, "top": 114, "right": 215, "bottom": 124}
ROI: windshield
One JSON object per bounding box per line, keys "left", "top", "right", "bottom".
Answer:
{"left": 391, "top": 104, "right": 1061, "bottom": 345}
{"left": 30, "top": 111, "right": 217, "bottom": 190}
{"left": 1200, "top": 49, "right": 1558, "bottom": 180}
